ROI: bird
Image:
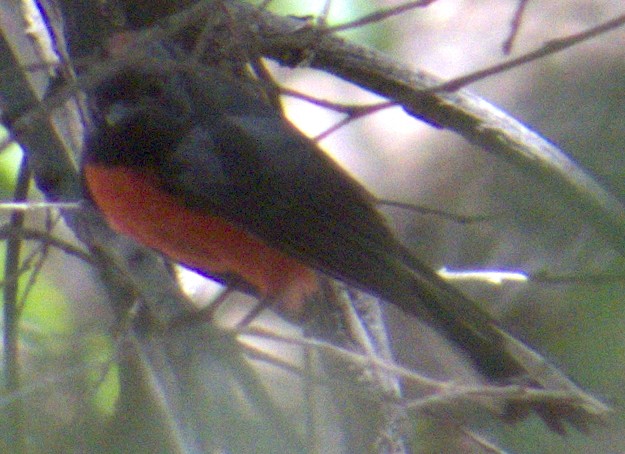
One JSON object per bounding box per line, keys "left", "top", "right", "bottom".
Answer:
{"left": 81, "top": 48, "right": 600, "bottom": 433}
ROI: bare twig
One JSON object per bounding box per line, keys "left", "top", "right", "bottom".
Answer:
{"left": 14, "top": 213, "right": 63, "bottom": 312}
{"left": 337, "top": 288, "right": 407, "bottom": 453}
{"left": 314, "top": 101, "right": 394, "bottom": 141}
{"left": 503, "top": 0, "right": 531, "bottom": 54}
{"left": 241, "top": 325, "right": 441, "bottom": 390}
{"left": 281, "top": 87, "right": 388, "bottom": 114}
{"left": 462, "top": 428, "right": 511, "bottom": 454}
{"left": 317, "top": 0, "right": 332, "bottom": 28}
{"left": 240, "top": 325, "right": 609, "bottom": 424}
{"left": 377, "top": 199, "right": 494, "bottom": 224}
{"left": 2, "top": 155, "right": 30, "bottom": 454}
{"left": 435, "top": 11, "right": 625, "bottom": 91}
{"left": 0, "top": 225, "right": 93, "bottom": 265}
{"left": 282, "top": 87, "right": 397, "bottom": 139}
{"left": 328, "top": 0, "right": 438, "bottom": 33}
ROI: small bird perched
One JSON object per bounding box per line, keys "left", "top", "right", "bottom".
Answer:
{"left": 81, "top": 45, "right": 603, "bottom": 433}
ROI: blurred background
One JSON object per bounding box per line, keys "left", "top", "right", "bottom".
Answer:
{"left": 1, "top": 0, "right": 624, "bottom": 452}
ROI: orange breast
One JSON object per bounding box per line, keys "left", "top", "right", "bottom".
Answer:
{"left": 83, "top": 164, "right": 319, "bottom": 314}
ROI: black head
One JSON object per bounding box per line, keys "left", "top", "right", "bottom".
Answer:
{"left": 84, "top": 71, "right": 193, "bottom": 168}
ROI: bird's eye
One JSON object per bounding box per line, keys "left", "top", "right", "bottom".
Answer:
{"left": 104, "top": 102, "right": 133, "bottom": 128}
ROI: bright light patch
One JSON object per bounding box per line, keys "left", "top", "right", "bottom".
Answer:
{"left": 426, "top": 0, "right": 460, "bottom": 22}
{"left": 175, "top": 265, "right": 225, "bottom": 308}
{"left": 438, "top": 266, "right": 528, "bottom": 285}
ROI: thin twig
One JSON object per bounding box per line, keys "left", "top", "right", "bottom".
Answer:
{"left": 0, "top": 225, "right": 93, "bottom": 265}
{"left": 434, "top": 11, "right": 625, "bottom": 92}
{"left": 314, "top": 101, "right": 394, "bottom": 141}
{"left": 15, "top": 213, "right": 62, "bottom": 312}
{"left": 316, "top": 0, "right": 332, "bottom": 28}
{"left": 240, "top": 325, "right": 608, "bottom": 424}
{"left": 461, "top": 428, "right": 510, "bottom": 454}
{"left": 503, "top": 0, "right": 531, "bottom": 54}
{"left": 282, "top": 87, "right": 390, "bottom": 114}
{"left": 240, "top": 325, "right": 442, "bottom": 391}
{"left": 377, "top": 198, "right": 494, "bottom": 224}
{"left": 2, "top": 154, "right": 31, "bottom": 454}
{"left": 328, "top": 0, "right": 438, "bottom": 33}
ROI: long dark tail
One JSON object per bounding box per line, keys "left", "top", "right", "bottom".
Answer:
{"left": 369, "top": 246, "right": 608, "bottom": 432}
{"left": 375, "top": 247, "right": 522, "bottom": 381}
